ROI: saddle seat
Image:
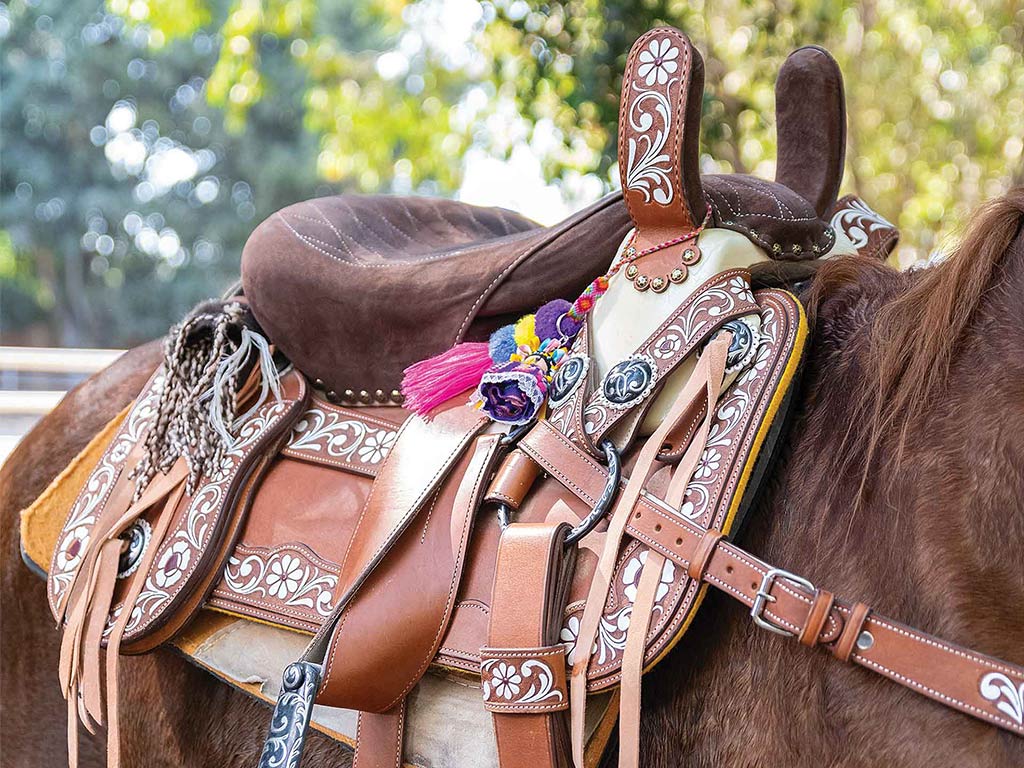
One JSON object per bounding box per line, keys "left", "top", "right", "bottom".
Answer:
{"left": 242, "top": 176, "right": 835, "bottom": 399}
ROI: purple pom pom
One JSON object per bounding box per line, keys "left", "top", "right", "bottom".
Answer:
{"left": 534, "top": 299, "right": 576, "bottom": 341}
{"left": 488, "top": 324, "right": 518, "bottom": 363}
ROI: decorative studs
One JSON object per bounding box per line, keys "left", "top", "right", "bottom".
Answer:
{"left": 681, "top": 247, "right": 699, "bottom": 265}
{"left": 792, "top": 244, "right": 802, "bottom": 254}
{"left": 343, "top": 389, "right": 356, "bottom": 402}
{"left": 812, "top": 244, "right": 822, "bottom": 254}
{"left": 374, "top": 389, "right": 387, "bottom": 403}
{"left": 634, "top": 274, "right": 650, "bottom": 291}
{"left": 625, "top": 264, "right": 639, "bottom": 280}
{"left": 390, "top": 389, "right": 404, "bottom": 404}
{"left": 313, "top": 378, "right": 326, "bottom": 390}
{"left": 772, "top": 243, "right": 783, "bottom": 254}
{"left": 856, "top": 630, "right": 875, "bottom": 651}
{"left": 326, "top": 390, "right": 340, "bottom": 403}
{"left": 650, "top": 276, "right": 667, "bottom": 293}
{"left": 669, "top": 267, "right": 686, "bottom": 283}
{"left": 625, "top": 246, "right": 636, "bottom": 258}
{"left": 317, "top": 384, "right": 405, "bottom": 406}
{"left": 358, "top": 390, "right": 372, "bottom": 404}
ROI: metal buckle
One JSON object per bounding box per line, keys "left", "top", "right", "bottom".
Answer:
{"left": 750, "top": 567, "right": 816, "bottom": 637}
{"left": 564, "top": 439, "right": 621, "bottom": 547}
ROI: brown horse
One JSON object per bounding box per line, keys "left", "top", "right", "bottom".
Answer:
{"left": 3, "top": 189, "right": 1024, "bottom": 767}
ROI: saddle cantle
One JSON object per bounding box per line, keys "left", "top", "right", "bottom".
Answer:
{"left": 26, "top": 23, "right": 1021, "bottom": 768}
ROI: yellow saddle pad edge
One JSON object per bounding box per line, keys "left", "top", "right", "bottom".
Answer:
{"left": 20, "top": 404, "right": 131, "bottom": 571}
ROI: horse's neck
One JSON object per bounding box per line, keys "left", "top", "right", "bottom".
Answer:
{"left": 590, "top": 228, "right": 766, "bottom": 435}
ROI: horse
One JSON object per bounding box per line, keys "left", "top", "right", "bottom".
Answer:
{"left": 3, "top": 186, "right": 1023, "bottom": 767}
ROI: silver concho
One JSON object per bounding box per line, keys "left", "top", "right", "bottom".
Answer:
{"left": 711, "top": 316, "right": 760, "bottom": 374}
{"left": 549, "top": 355, "right": 589, "bottom": 408}
{"left": 600, "top": 354, "right": 657, "bottom": 409}
{"left": 117, "top": 519, "right": 152, "bottom": 579}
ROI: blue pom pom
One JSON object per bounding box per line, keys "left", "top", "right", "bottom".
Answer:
{"left": 534, "top": 299, "right": 573, "bottom": 341}
{"left": 488, "top": 324, "right": 518, "bottom": 363}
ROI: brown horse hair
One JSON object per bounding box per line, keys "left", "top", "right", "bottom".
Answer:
{"left": 805, "top": 186, "right": 1024, "bottom": 508}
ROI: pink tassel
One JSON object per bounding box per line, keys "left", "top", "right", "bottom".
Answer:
{"left": 401, "top": 342, "right": 494, "bottom": 417}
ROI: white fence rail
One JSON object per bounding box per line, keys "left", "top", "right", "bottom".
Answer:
{"left": 0, "top": 346, "right": 126, "bottom": 460}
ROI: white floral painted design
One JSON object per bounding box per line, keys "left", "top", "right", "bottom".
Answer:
{"left": 829, "top": 197, "right": 894, "bottom": 250}
{"left": 153, "top": 540, "right": 191, "bottom": 589}
{"left": 490, "top": 662, "right": 522, "bottom": 700}
{"left": 652, "top": 331, "right": 683, "bottom": 360}
{"left": 560, "top": 615, "right": 581, "bottom": 665}
{"left": 622, "top": 550, "right": 676, "bottom": 603}
{"left": 637, "top": 37, "right": 679, "bottom": 86}
{"left": 979, "top": 672, "right": 1024, "bottom": 725}
{"left": 356, "top": 430, "right": 397, "bottom": 465}
{"left": 694, "top": 447, "right": 722, "bottom": 479}
{"left": 266, "top": 553, "right": 303, "bottom": 599}
{"left": 482, "top": 658, "right": 564, "bottom": 706}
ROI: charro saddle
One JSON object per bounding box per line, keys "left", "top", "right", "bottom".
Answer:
{"left": 23, "top": 25, "right": 1022, "bottom": 768}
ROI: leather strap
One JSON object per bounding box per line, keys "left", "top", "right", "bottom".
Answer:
{"left": 521, "top": 366, "right": 1024, "bottom": 738}
{"left": 353, "top": 705, "right": 406, "bottom": 768}
{"left": 484, "top": 522, "right": 576, "bottom": 768}
{"left": 303, "top": 401, "right": 486, "bottom": 663}
{"left": 317, "top": 433, "right": 503, "bottom": 712}
{"left": 625, "top": 499, "right": 1024, "bottom": 736}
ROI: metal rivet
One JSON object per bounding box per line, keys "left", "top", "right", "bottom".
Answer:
{"left": 812, "top": 244, "right": 822, "bottom": 253}
{"left": 634, "top": 274, "right": 650, "bottom": 291}
{"left": 326, "top": 390, "right": 340, "bottom": 403}
{"left": 313, "top": 378, "right": 326, "bottom": 390}
{"left": 650, "top": 276, "right": 667, "bottom": 293}
{"left": 682, "top": 247, "right": 698, "bottom": 265}
{"left": 374, "top": 389, "right": 387, "bottom": 403}
{"left": 343, "top": 389, "right": 356, "bottom": 402}
{"left": 793, "top": 244, "right": 802, "bottom": 253}
{"left": 772, "top": 243, "right": 782, "bottom": 253}
{"left": 390, "top": 389, "right": 404, "bottom": 404}
{"left": 358, "top": 390, "right": 372, "bottom": 404}
{"left": 625, "top": 264, "right": 638, "bottom": 279}
{"left": 856, "top": 631, "right": 874, "bottom": 651}
{"left": 669, "top": 267, "right": 686, "bottom": 283}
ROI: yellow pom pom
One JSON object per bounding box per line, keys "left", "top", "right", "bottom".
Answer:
{"left": 513, "top": 314, "right": 539, "bottom": 351}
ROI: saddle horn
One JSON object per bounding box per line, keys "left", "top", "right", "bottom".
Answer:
{"left": 618, "top": 26, "right": 707, "bottom": 232}
{"left": 774, "top": 45, "right": 846, "bottom": 217}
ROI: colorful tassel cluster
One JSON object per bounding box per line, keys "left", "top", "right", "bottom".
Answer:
{"left": 401, "top": 257, "right": 622, "bottom": 423}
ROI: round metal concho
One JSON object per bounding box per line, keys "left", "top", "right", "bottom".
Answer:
{"left": 549, "top": 355, "right": 589, "bottom": 409}
{"left": 601, "top": 355, "right": 657, "bottom": 409}
{"left": 117, "top": 519, "right": 152, "bottom": 579}
{"left": 713, "top": 317, "right": 759, "bottom": 374}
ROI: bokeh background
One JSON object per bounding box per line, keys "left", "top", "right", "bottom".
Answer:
{"left": 2, "top": 0, "right": 1024, "bottom": 350}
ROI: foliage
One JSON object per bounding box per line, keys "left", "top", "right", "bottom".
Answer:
{"left": 2, "top": 0, "right": 1023, "bottom": 345}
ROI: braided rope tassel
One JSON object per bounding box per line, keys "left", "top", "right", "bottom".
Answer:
{"left": 130, "top": 301, "right": 266, "bottom": 499}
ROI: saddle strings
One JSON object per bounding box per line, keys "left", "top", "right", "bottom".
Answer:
{"left": 568, "top": 333, "right": 731, "bottom": 768}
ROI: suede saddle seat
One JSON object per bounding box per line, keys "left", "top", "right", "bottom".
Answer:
{"left": 241, "top": 176, "right": 835, "bottom": 400}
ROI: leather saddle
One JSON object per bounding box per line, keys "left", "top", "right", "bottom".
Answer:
{"left": 36, "top": 26, "right": 1018, "bottom": 768}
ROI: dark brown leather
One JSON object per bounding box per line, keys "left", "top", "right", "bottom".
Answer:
{"left": 775, "top": 46, "right": 846, "bottom": 218}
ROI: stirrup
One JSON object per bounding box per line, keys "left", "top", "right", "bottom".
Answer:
{"left": 257, "top": 661, "right": 322, "bottom": 768}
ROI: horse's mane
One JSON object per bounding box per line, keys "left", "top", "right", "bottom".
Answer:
{"left": 804, "top": 187, "right": 1024, "bottom": 504}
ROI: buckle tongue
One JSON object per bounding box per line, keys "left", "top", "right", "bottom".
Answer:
{"left": 750, "top": 567, "right": 816, "bottom": 637}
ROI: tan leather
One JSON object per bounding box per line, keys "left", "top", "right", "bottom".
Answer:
{"left": 310, "top": 398, "right": 487, "bottom": 666}
{"left": 833, "top": 601, "right": 871, "bottom": 662}
{"left": 484, "top": 522, "right": 575, "bottom": 768}
{"left": 353, "top": 705, "right": 406, "bottom": 768}
{"left": 685, "top": 528, "right": 723, "bottom": 582}
{"left": 798, "top": 589, "right": 835, "bottom": 648}
{"left": 625, "top": 495, "right": 1024, "bottom": 736}
{"left": 318, "top": 432, "right": 503, "bottom": 712}
{"left": 485, "top": 449, "right": 542, "bottom": 510}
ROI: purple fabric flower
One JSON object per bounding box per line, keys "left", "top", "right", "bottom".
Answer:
{"left": 476, "top": 366, "right": 546, "bottom": 425}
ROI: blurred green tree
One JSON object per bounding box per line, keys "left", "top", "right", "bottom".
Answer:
{"left": 3, "top": 0, "right": 1023, "bottom": 345}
